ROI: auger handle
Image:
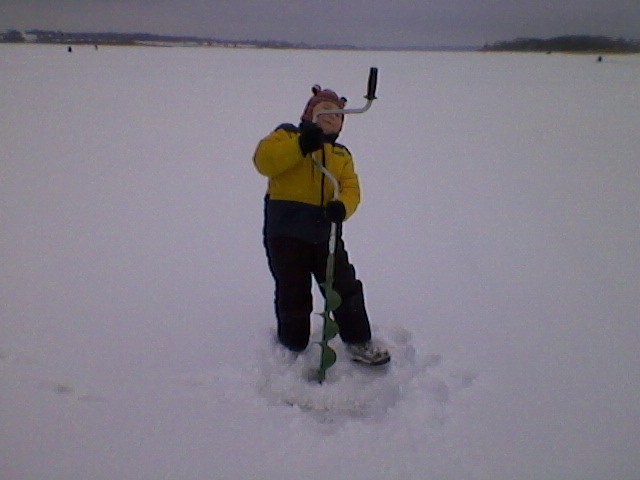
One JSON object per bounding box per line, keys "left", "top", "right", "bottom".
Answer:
{"left": 312, "top": 67, "right": 380, "bottom": 200}
{"left": 313, "top": 67, "right": 379, "bottom": 123}
{"left": 365, "top": 67, "right": 378, "bottom": 100}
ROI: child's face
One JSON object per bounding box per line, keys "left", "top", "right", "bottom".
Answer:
{"left": 313, "top": 101, "right": 344, "bottom": 135}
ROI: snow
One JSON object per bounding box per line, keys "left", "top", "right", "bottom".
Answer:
{"left": 1, "top": 44, "right": 639, "bottom": 479}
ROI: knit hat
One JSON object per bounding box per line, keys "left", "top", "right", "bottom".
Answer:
{"left": 301, "top": 85, "right": 347, "bottom": 123}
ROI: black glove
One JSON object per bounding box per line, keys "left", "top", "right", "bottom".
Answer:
{"left": 325, "top": 200, "right": 346, "bottom": 223}
{"left": 298, "top": 121, "right": 324, "bottom": 155}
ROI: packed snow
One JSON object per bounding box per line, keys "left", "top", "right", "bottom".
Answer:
{"left": 1, "top": 44, "right": 639, "bottom": 480}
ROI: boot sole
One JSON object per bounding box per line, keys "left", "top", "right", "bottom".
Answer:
{"left": 351, "top": 355, "right": 391, "bottom": 366}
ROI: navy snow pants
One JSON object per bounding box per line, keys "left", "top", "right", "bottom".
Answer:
{"left": 264, "top": 235, "right": 372, "bottom": 352}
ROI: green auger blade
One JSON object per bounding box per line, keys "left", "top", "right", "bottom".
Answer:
{"left": 314, "top": 343, "right": 337, "bottom": 383}
{"left": 321, "top": 344, "right": 337, "bottom": 370}
{"left": 323, "top": 315, "right": 339, "bottom": 341}
{"left": 321, "top": 283, "right": 342, "bottom": 312}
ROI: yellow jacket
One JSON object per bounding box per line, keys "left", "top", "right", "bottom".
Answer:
{"left": 253, "top": 124, "right": 361, "bottom": 243}
{"left": 253, "top": 124, "right": 361, "bottom": 219}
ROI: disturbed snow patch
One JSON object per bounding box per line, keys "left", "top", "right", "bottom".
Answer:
{"left": 256, "top": 326, "right": 436, "bottom": 422}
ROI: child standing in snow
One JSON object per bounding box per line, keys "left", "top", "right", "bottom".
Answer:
{"left": 253, "top": 85, "right": 390, "bottom": 365}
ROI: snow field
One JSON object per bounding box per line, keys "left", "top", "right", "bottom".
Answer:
{"left": 1, "top": 44, "right": 639, "bottom": 479}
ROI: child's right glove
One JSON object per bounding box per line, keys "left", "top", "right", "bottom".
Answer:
{"left": 298, "top": 121, "right": 324, "bottom": 155}
{"left": 325, "top": 200, "right": 346, "bottom": 223}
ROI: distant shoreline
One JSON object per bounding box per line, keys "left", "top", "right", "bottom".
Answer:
{"left": 2, "top": 30, "right": 639, "bottom": 53}
{"left": 0, "top": 29, "right": 477, "bottom": 51}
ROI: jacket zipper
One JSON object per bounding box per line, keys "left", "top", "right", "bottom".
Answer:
{"left": 320, "top": 146, "right": 326, "bottom": 207}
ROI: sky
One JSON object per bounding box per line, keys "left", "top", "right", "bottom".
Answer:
{"left": 1, "top": 0, "right": 639, "bottom": 48}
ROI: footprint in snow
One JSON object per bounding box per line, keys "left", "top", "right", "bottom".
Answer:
{"left": 36, "top": 379, "right": 106, "bottom": 402}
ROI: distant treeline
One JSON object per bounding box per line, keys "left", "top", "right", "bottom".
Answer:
{"left": 481, "top": 35, "right": 640, "bottom": 53}
{"left": 0, "top": 29, "right": 354, "bottom": 50}
{"left": 0, "top": 29, "right": 298, "bottom": 48}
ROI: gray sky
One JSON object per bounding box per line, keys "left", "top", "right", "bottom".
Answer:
{"left": 1, "top": 0, "right": 639, "bottom": 48}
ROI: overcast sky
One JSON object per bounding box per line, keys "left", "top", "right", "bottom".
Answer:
{"left": 2, "top": 0, "right": 639, "bottom": 47}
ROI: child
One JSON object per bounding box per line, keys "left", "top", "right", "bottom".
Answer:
{"left": 253, "top": 85, "right": 390, "bottom": 366}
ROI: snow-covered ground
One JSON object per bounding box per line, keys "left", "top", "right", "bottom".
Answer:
{"left": 2, "top": 44, "right": 639, "bottom": 480}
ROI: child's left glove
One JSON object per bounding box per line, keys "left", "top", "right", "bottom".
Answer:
{"left": 325, "top": 200, "right": 346, "bottom": 223}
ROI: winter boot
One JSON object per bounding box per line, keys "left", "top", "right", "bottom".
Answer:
{"left": 346, "top": 341, "right": 391, "bottom": 366}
